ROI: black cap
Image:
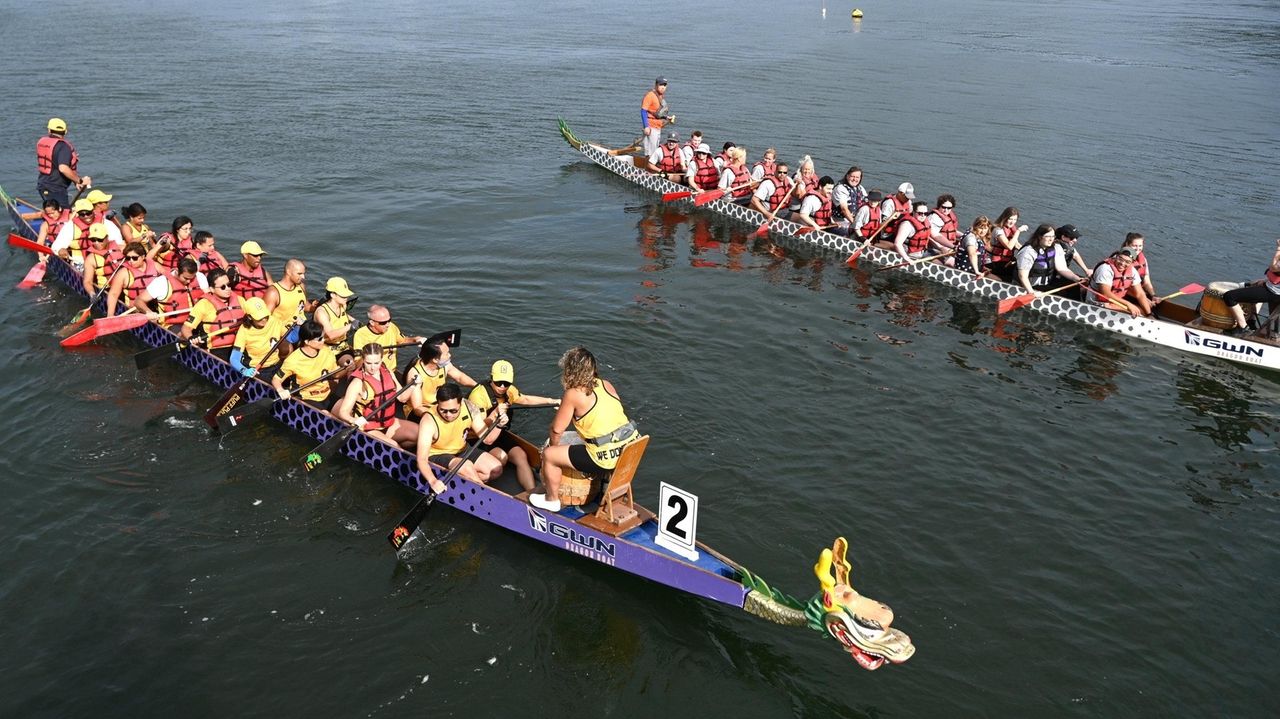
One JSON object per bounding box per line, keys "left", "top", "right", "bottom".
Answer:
{"left": 1056, "top": 224, "right": 1081, "bottom": 240}
{"left": 867, "top": 190, "right": 885, "bottom": 203}
{"left": 655, "top": 76, "right": 668, "bottom": 85}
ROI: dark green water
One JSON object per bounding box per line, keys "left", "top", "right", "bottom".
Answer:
{"left": 1, "top": 0, "right": 1278, "bottom": 716}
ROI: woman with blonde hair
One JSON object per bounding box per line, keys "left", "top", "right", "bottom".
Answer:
{"left": 718, "top": 147, "right": 755, "bottom": 206}
{"left": 956, "top": 215, "right": 994, "bottom": 276}
{"left": 530, "top": 347, "right": 640, "bottom": 512}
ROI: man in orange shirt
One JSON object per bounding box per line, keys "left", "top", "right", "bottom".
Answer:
{"left": 641, "top": 77, "right": 675, "bottom": 157}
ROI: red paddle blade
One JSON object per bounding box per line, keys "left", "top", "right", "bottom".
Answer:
{"left": 794, "top": 226, "right": 816, "bottom": 236}
{"left": 754, "top": 221, "right": 771, "bottom": 238}
{"left": 1179, "top": 283, "right": 1205, "bottom": 295}
{"left": 996, "top": 293, "right": 1037, "bottom": 315}
{"left": 7, "top": 233, "right": 54, "bottom": 256}
{"left": 60, "top": 324, "right": 101, "bottom": 347}
{"left": 661, "top": 190, "right": 693, "bottom": 202}
{"left": 17, "top": 262, "right": 45, "bottom": 288}
{"left": 93, "top": 313, "right": 149, "bottom": 334}
{"left": 692, "top": 189, "right": 725, "bottom": 206}
{"left": 846, "top": 245, "right": 868, "bottom": 266}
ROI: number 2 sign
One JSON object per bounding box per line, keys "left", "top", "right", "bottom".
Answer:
{"left": 655, "top": 482, "right": 700, "bottom": 561}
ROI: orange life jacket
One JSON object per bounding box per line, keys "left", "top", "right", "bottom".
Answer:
{"left": 726, "top": 164, "right": 752, "bottom": 197}
{"left": 931, "top": 208, "right": 959, "bottom": 244}
{"left": 858, "top": 204, "right": 883, "bottom": 239}
{"left": 766, "top": 174, "right": 793, "bottom": 212}
{"left": 692, "top": 155, "right": 720, "bottom": 190}
{"left": 122, "top": 259, "right": 163, "bottom": 300}
{"left": 36, "top": 135, "right": 77, "bottom": 177}
{"left": 902, "top": 214, "right": 932, "bottom": 254}
{"left": 230, "top": 261, "right": 270, "bottom": 300}
{"left": 656, "top": 144, "right": 684, "bottom": 173}
{"left": 351, "top": 364, "right": 398, "bottom": 431}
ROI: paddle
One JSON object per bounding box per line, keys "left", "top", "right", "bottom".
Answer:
{"left": 874, "top": 249, "right": 957, "bottom": 272}
{"left": 301, "top": 375, "right": 421, "bottom": 473}
{"left": 1079, "top": 283, "right": 1141, "bottom": 314}
{"left": 386, "top": 415, "right": 502, "bottom": 552}
{"left": 996, "top": 281, "right": 1083, "bottom": 315}
{"left": 94, "top": 307, "right": 188, "bottom": 334}
{"left": 59, "top": 307, "right": 138, "bottom": 347}
{"left": 133, "top": 325, "right": 236, "bottom": 369}
{"left": 693, "top": 182, "right": 753, "bottom": 207}
{"left": 794, "top": 224, "right": 839, "bottom": 237}
{"left": 216, "top": 365, "right": 349, "bottom": 435}
{"left": 753, "top": 183, "right": 798, "bottom": 238}
{"left": 7, "top": 233, "right": 54, "bottom": 256}
{"left": 17, "top": 262, "right": 46, "bottom": 289}
{"left": 845, "top": 212, "right": 900, "bottom": 266}
{"left": 661, "top": 189, "right": 695, "bottom": 202}
{"left": 1156, "top": 283, "right": 1205, "bottom": 303}
{"left": 57, "top": 259, "right": 130, "bottom": 337}
{"left": 203, "top": 316, "right": 303, "bottom": 429}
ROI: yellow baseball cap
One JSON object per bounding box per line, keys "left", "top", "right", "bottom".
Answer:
{"left": 85, "top": 189, "right": 113, "bottom": 204}
{"left": 242, "top": 296, "right": 270, "bottom": 321}
{"left": 72, "top": 199, "right": 94, "bottom": 214}
{"left": 87, "top": 224, "right": 109, "bottom": 240}
{"left": 48, "top": 118, "right": 67, "bottom": 132}
{"left": 240, "top": 240, "right": 267, "bottom": 256}
{"left": 326, "top": 277, "right": 354, "bottom": 298}
{"left": 491, "top": 360, "right": 514, "bottom": 383}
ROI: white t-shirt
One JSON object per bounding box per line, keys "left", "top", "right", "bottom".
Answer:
{"left": 1088, "top": 263, "right": 1139, "bottom": 304}
{"left": 754, "top": 178, "right": 779, "bottom": 202}
{"left": 52, "top": 220, "right": 122, "bottom": 253}
{"left": 799, "top": 194, "right": 824, "bottom": 218}
{"left": 145, "top": 271, "right": 209, "bottom": 299}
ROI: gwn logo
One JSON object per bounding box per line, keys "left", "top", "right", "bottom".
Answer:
{"left": 1184, "top": 330, "right": 1264, "bottom": 357}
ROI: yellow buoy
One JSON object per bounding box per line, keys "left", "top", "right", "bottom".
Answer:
{"left": 852, "top": 9, "right": 863, "bottom": 18}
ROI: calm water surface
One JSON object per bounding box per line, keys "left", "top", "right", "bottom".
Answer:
{"left": 1, "top": 0, "right": 1277, "bottom": 716}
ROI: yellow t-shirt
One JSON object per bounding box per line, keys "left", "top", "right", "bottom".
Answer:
{"left": 277, "top": 346, "right": 338, "bottom": 401}
{"left": 467, "top": 382, "right": 522, "bottom": 412}
{"left": 233, "top": 316, "right": 286, "bottom": 368}
{"left": 352, "top": 322, "right": 405, "bottom": 372}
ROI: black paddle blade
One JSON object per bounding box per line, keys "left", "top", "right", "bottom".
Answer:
{"left": 425, "top": 328, "right": 462, "bottom": 348}
{"left": 203, "top": 377, "right": 251, "bottom": 429}
{"left": 216, "top": 397, "right": 275, "bottom": 435}
{"left": 388, "top": 494, "right": 437, "bottom": 551}
{"left": 303, "top": 426, "right": 355, "bottom": 472}
{"left": 134, "top": 340, "right": 186, "bottom": 370}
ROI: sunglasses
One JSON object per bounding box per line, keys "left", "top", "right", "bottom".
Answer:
{"left": 494, "top": 381, "right": 511, "bottom": 388}
{"left": 438, "top": 407, "right": 460, "bottom": 415}
{"left": 370, "top": 317, "right": 391, "bottom": 325}
{"left": 125, "top": 254, "right": 142, "bottom": 261}
{"left": 213, "top": 283, "right": 231, "bottom": 290}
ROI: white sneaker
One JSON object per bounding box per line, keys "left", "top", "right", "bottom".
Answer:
{"left": 529, "top": 493, "right": 561, "bottom": 512}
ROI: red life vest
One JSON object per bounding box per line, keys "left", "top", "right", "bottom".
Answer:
{"left": 1093, "top": 258, "right": 1135, "bottom": 298}
{"left": 351, "top": 364, "right": 398, "bottom": 430}
{"left": 85, "top": 246, "right": 124, "bottom": 289}
{"left": 991, "top": 223, "right": 1019, "bottom": 263}
{"left": 931, "top": 208, "right": 958, "bottom": 244}
{"left": 752, "top": 159, "right": 776, "bottom": 178}
{"left": 122, "top": 259, "right": 163, "bottom": 300}
{"left": 155, "top": 273, "right": 204, "bottom": 321}
{"left": 187, "top": 250, "right": 224, "bottom": 276}
{"left": 36, "top": 135, "right": 77, "bottom": 177}
{"left": 230, "top": 261, "right": 270, "bottom": 300}
{"left": 880, "top": 195, "right": 912, "bottom": 238}
{"left": 902, "top": 214, "right": 932, "bottom": 254}
{"left": 858, "top": 204, "right": 884, "bottom": 239}
{"left": 1132, "top": 250, "right": 1148, "bottom": 279}
{"left": 717, "top": 151, "right": 732, "bottom": 167}
{"left": 1266, "top": 265, "right": 1280, "bottom": 285}
{"left": 809, "top": 193, "right": 834, "bottom": 226}
{"left": 43, "top": 209, "right": 70, "bottom": 245}
{"left": 158, "top": 232, "right": 194, "bottom": 271}
{"left": 727, "top": 164, "right": 752, "bottom": 197}
{"left": 656, "top": 144, "right": 684, "bottom": 173}
{"left": 766, "top": 174, "right": 793, "bottom": 212}
{"left": 200, "top": 294, "right": 245, "bottom": 348}
{"left": 692, "top": 155, "right": 720, "bottom": 190}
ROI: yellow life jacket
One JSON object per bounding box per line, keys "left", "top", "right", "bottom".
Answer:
{"left": 427, "top": 401, "right": 473, "bottom": 455}
{"left": 270, "top": 280, "right": 307, "bottom": 327}
{"left": 572, "top": 379, "right": 638, "bottom": 470}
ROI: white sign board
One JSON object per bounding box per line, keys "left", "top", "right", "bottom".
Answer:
{"left": 655, "top": 482, "right": 700, "bottom": 562}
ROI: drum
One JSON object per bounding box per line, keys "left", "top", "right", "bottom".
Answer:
{"left": 1198, "top": 281, "right": 1241, "bottom": 329}
{"left": 555, "top": 431, "right": 600, "bottom": 507}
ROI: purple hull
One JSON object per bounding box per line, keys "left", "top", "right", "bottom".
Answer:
{"left": 5, "top": 189, "right": 750, "bottom": 610}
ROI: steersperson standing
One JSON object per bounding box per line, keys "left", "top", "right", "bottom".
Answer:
{"left": 36, "top": 118, "right": 91, "bottom": 207}
{"left": 530, "top": 346, "right": 641, "bottom": 513}
{"left": 640, "top": 77, "right": 675, "bottom": 158}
